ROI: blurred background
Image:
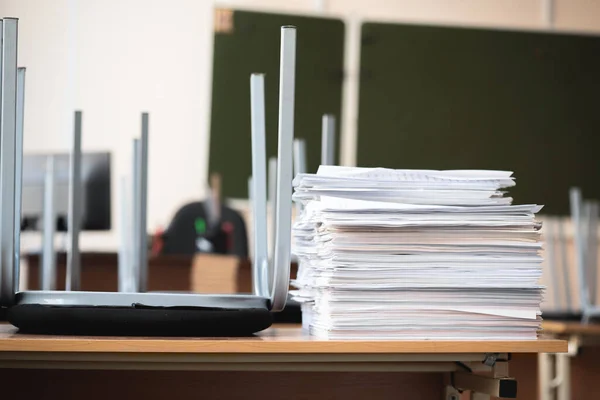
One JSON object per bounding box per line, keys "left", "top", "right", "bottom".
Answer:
{"left": 1, "top": 0, "right": 599, "bottom": 254}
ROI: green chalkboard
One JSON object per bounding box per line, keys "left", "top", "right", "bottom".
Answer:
{"left": 209, "top": 10, "right": 344, "bottom": 198}
{"left": 358, "top": 22, "right": 600, "bottom": 215}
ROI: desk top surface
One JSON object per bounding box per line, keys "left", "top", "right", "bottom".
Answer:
{"left": 542, "top": 320, "right": 600, "bottom": 336}
{"left": 0, "top": 323, "right": 566, "bottom": 354}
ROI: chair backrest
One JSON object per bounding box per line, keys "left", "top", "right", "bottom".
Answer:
{"left": 540, "top": 216, "right": 575, "bottom": 313}
{"left": 543, "top": 189, "right": 600, "bottom": 317}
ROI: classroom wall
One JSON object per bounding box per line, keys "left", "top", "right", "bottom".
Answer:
{"left": 1, "top": 0, "right": 599, "bottom": 250}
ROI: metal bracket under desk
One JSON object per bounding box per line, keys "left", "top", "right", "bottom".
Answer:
{"left": 447, "top": 352, "right": 517, "bottom": 400}
{"left": 0, "top": 351, "right": 506, "bottom": 372}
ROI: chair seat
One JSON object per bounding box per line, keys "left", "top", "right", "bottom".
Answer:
{"left": 8, "top": 304, "right": 272, "bottom": 336}
{"left": 8, "top": 291, "right": 272, "bottom": 336}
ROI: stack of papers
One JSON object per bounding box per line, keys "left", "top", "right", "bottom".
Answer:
{"left": 291, "top": 166, "right": 544, "bottom": 340}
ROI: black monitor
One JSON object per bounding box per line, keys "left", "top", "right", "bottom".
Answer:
{"left": 21, "top": 152, "right": 111, "bottom": 231}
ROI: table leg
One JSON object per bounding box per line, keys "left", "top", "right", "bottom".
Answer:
{"left": 538, "top": 352, "right": 554, "bottom": 400}
{"left": 556, "top": 352, "right": 570, "bottom": 400}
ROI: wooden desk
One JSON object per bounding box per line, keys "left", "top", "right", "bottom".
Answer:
{"left": 538, "top": 321, "right": 600, "bottom": 400}
{"left": 542, "top": 320, "right": 600, "bottom": 336}
{"left": 0, "top": 323, "right": 565, "bottom": 400}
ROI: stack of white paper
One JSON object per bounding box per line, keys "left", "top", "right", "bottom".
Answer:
{"left": 291, "top": 166, "right": 544, "bottom": 340}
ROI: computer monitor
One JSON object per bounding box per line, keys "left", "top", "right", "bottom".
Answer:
{"left": 21, "top": 152, "right": 111, "bottom": 231}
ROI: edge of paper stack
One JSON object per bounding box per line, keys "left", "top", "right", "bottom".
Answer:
{"left": 291, "top": 166, "right": 544, "bottom": 340}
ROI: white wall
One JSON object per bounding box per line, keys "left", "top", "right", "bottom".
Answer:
{"left": 1, "top": 0, "right": 599, "bottom": 251}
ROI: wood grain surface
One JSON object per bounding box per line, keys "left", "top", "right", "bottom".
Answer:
{"left": 0, "top": 324, "right": 566, "bottom": 354}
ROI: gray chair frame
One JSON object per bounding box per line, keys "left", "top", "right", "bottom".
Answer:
{"left": 0, "top": 20, "right": 296, "bottom": 317}
{"left": 570, "top": 188, "right": 600, "bottom": 323}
